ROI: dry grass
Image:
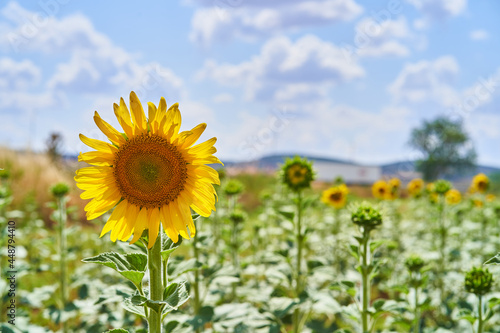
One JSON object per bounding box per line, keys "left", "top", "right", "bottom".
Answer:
{"left": 0, "top": 147, "right": 87, "bottom": 224}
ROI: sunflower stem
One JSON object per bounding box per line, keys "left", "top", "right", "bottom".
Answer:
{"left": 57, "top": 196, "right": 68, "bottom": 333}
{"left": 147, "top": 234, "right": 163, "bottom": 333}
{"left": 193, "top": 219, "right": 202, "bottom": 333}
{"left": 361, "top": 229, "right": 370, "bottom": 333}
{"left": 477, "top": 294, "right": 483, "bottom": 333}
{"left": 293, "top": 191, "right": 304, "bottom": 333}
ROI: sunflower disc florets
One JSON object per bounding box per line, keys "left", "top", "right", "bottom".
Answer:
{"left": 281, "top": 156, "right": 315, "bottom": 192}
{"left": 465, "top": 266, "right": 493, "bottom": 296}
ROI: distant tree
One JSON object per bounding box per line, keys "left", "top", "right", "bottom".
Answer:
{"left": 46, "top": 132, "right": 64, "bottom": 163}
{"left": 409, "top": 116, "right": 476, "bottom": 181}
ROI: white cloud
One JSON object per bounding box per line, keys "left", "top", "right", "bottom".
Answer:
{"left": 189, "top": 0, "right": 363, "bottom": 46}
{"left": 406, "top": 0, "right": 466, "bottom": 20}
{"left": 388, "top": 56, "right": 460, "bottom": 106}
{"left": 354, "top": 17, "right": 412, "bottom": 57}
{"left": 198, "top": 35, "right": 364, "bottom": 102}
{"left": 213, "top": 93, "right": 234, "bottom": 103}
{"left": 469, "top": 29, "right": 489, "bottom": 41}
{"left": 0, "top": 57, "right": 40, "bottom": 89}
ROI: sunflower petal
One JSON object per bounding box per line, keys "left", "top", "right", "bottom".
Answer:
{"left": 130, "top": 207, "right": 148, "bottom": 244}
{"left": 130, "top": 91, "right": 147, "bottom": 134}
{"left": 147, "top": 208, "right": 161, "bottom": 248}
{"left": 160, "top": 206, "right": 178, "bottom": 243}
{"left": 179, "top": 123, "right": 207, "bottom": 150}
{"left": 94, "top": 111, "right": 126, "bottom": 145}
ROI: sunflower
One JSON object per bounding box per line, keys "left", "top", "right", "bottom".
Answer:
{"left": 76, "top": 92, "right": 222, "bottom": 248}
{"left": 407, "top": 178, "right": 424, "bottom": 198}
{"left": 372, "top": 180, "right": 388, "bottom": 200}
{"left": 445, "top": 189, "right": 461, "bottom": 205}
{"left": 321, "top": 184, "right": 348, "bottom": 209}
{"left": 470, "top": 173, "right": 489, "bottom": 194}
{"left": 387, "top": 178, "right": 401, "bottom": 200}
{"left": 486, "top": 194, "right": 496, "bottom": 202}
{"left": 281, "top": 156, "right": 315, "bottom": 192}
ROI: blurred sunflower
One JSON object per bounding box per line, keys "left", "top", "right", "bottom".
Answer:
{"left": 387, "top": 178, "right": 401, "bottom": 200}
{"left": 486, "top": 194, "right": 496, "bottom": 202}
{"left": 372, "top": 180, "right": 388, "bottom": 200}
{"left": 321, "top": 184, "right": 348, "bottom": 209}
{"left": 407, "top": 178, "right": 424, "bottom": 198}
{"left": 281, "top": 156, "right": 315, "bottom": 192}
{"left": 76, "top": 91, "right": 222, "bottom": 248}
{"left": 470, "top": 173, "right": 489, "bottom": 194}
{"left": 445, "top": 189, "right": 461, "bottom": 205}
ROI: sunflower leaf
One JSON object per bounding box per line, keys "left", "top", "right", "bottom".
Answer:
{"left": 167, "top": 257, "right": 203, "bottom": 280}
{"left": 82, "top": 252, "right": 147, "bottom": 288}
{"left": 161, "top": 237, "right": 183, "bottom": 260}
{"left": 484, "top": 253, "right": 500, "bottom": 265}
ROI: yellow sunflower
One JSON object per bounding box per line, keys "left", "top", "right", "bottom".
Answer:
{"left": 470, "top": 173, "right": 489, "bottom": 194}
{"left": 486, "top": 194, "right": 496, "bottom": 202}
{"left": 407, "top": 178, "right": 424, "bottom": 197}
{"left": 387, "top": 178, "right": 401, "bottom": 200}
{"left": 76, "top": 92, "right": 222, "bottom": 248}
{"left": 445, "top": 189, "right": 461, "bottom": 205}
{"left": 372, "top": 180, "right": 388, "bottom": 200}
{"left": 321, "top": 184, "right": 348, "bottom": 209}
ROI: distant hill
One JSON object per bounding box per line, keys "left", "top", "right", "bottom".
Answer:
{"left": 381, "top": 161, "right": 500, "bottom": 180}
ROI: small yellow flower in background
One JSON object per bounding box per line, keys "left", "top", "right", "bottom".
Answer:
{"left": 470, "top": 173, "right": 489, "bottom": 194}
{"left": 472, "top": 198, "right": 484, "bottom": 208}
{"left": 322, "top": 184, "right": 349, "bottom": 209}
{"left": 76, "top": 92, "right": 222, "bottom": 248}
{"left": 387, "top": 178, "right": 401, "bottom": 200}
{"left": 445, "top": 189, "right": 461, "bottom": 205}
{"left": 372, "top": 180, "right": 389, "bottom": 200}
{"left": 486, "top": 194, "right": 496, "bottom": 202}
{"left": 429, "top": 192, "right": 438, "bottom": 204}
{"left": 407, "top": 178, "right": 424, "bottom": 197}
{"left": 426, "top": 182, "right": 435, "bottom": 194}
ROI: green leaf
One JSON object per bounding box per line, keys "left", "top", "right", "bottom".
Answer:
{"left": 82, "top": 252, "right": 147, "bottom": 289}
{"left": 162, "top": 281, "right": 190, "bottom": 314}
{"left": 278, "top": 209, "right": 295, "bottom": 222}
{"left": 373, "top": 299, "right": 386, "bottom": 311}
{"left": 188, "top": 305, "right": 214, "bottom": 330}
{"left": 105, "top": 330, "right": 129, "bottom": 333}
{"left": 122, "top": 296, "right": 146, "bottom": 318}
{"left": 369, "top": 239, "right": 387, "bottom": 252}
{"left": 161, "top": 237, "right": 183, "bottom": 260}
{"left": 484, "top": 253, "right": 500, "bottom": 265}
{"left": 457, "top": 308, "right": 476, "bottom": 324}
{"left": 167, "top": 257, "right": 203, "bottom": 280}
{"left": 268, "top": 297, "right": 297, "bottom": 318}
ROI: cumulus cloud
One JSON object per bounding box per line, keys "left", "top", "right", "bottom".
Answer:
{"left": 0, "top": 2, "right": 186, "bottom": 103}
{"left": 353, "top": 17, "right": 413, "bottom": 57}
{"left": 406, "top": 0, "right": 467, "bottom": 20}
{"left": 198, "top": 35, "right": 364, "bottom": 102}
{"left": 469, "top": 29, "right": 489, "bottom": 41}
{"left": 388, "top": 56, "right": 460, "bottom": 106}
{"left": 189, "top": 0, "right": 363, "bottom": 46}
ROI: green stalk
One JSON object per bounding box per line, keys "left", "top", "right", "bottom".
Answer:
{"left": 477, "top": 295, "right": 483, "bottom": 333}
{"left": 57, "top": 197, "right": 68, "bottom": 333}
{"left": 293, "top": 191, "right": 303, "bottom": 333}
{"left": 413, "top": 280, "right": 420, "bottom": 333}
{"left": 147, "top": 233, "right": 163, "bottom": 333}
{"left": 361, "top": 230, "right": 369, "bottom": 333}
{"left": 193, "top": 219, "right": 202, "bottom": 333}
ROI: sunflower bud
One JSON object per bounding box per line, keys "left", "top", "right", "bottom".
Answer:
{"left": 50, "top": 182, "right": 70, "bottom": 198}
{"left": 0, "top": 168, "right": 10, "bottom": 180}
{"left": 280, "top": 156, "right": 315, "bottom": 192}
{"left": 224, "top": 179, "right": 244, "bottom": 196}
{"left": 465, "top": 267, "right": 493, "bottom": 296}
{"left": 405, "top": 255, "right": 425, "bottom": 273}
{"left": 229, "top": 210, "right": 246, "bottom": 224}
{"left": 434, "top": 180, "right": 452, "bottom": 195}
{"left": 351, "top": 204, "right": 382, "bottom": 232}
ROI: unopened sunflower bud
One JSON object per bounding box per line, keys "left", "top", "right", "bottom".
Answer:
{"left": 465, "top": 267, "right": 493, "bottom": 296}
{"left": 405, "top": 255, "right": 425, "bottom": 273}
{"left": 224, "top": 179, "right": 244, "bottom": 196}
{"left": 434, "top": 180, "right": 451, "bottom": 195}
{"left": 50, "top": 182, "right": 70, "bottom": 198}
{"left": 351, "top": 204, "right": 382, "bottom": 232}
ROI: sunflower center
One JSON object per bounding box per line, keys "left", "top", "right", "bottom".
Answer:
{"left": 330, "top": 192, "right": 342, "bottom": 201}
{"left": 113, "top": 133, "right": 187, "bottom": 209}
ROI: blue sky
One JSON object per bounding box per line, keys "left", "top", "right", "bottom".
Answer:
{"left": 1, "top": 0, "right": 499, "bottom": 166}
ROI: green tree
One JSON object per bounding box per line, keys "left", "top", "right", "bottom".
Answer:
{"left": 409, "top": 116, "right": 476, "bottom": 181}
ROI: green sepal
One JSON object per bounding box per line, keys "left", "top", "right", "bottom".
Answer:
{"left": 82, "top": 252, "right": 147, "bottom": 289}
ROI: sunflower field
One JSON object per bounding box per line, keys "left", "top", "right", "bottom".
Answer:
{"left": 1, "top": 94, "right": 500, "bottom": 333}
